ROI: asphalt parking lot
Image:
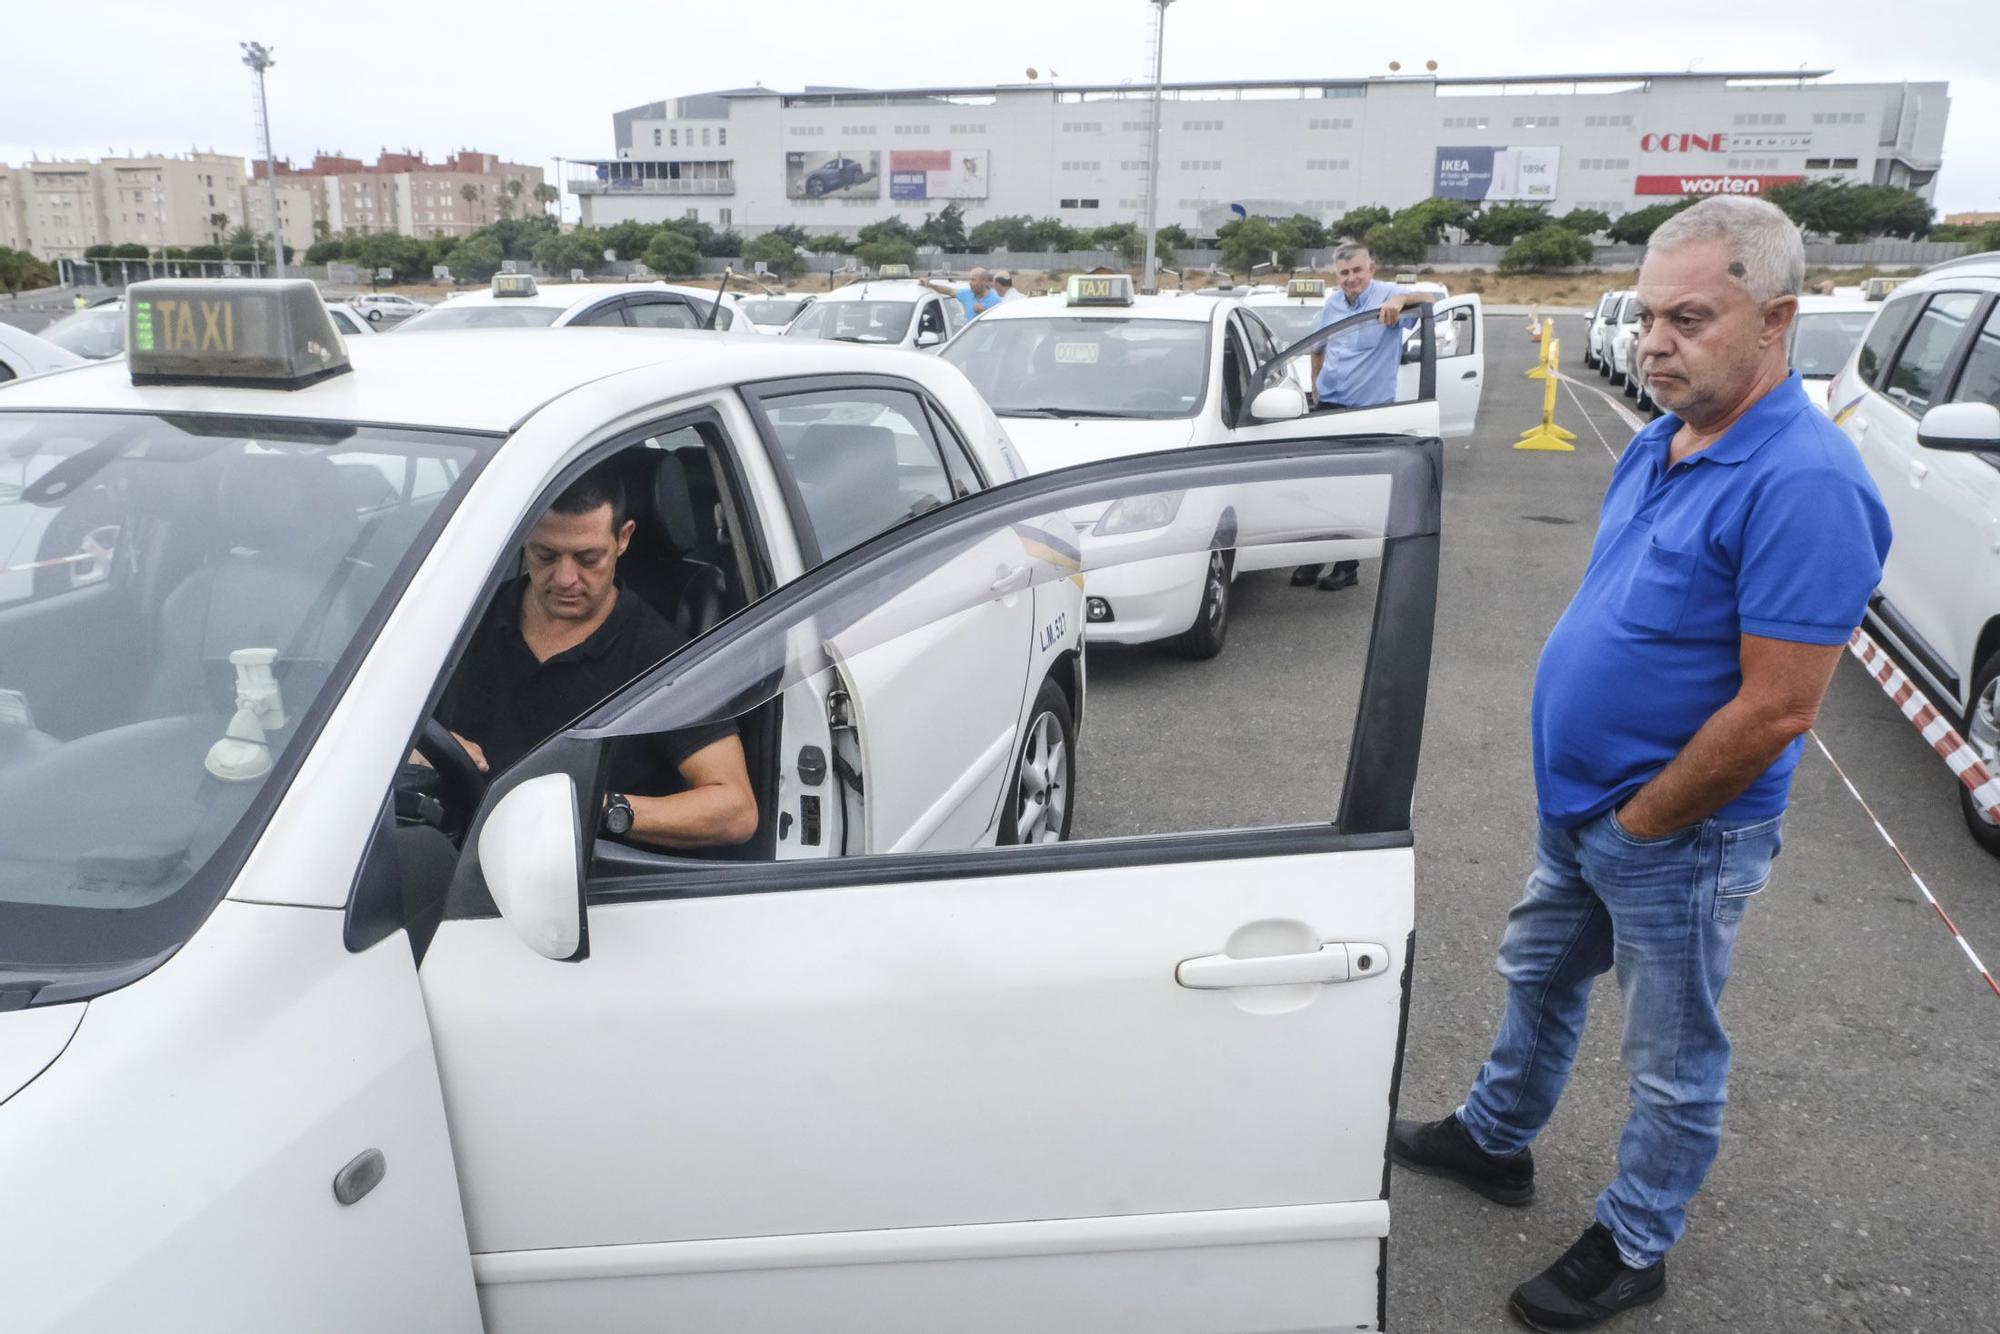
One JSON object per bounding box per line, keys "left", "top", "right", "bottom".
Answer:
{"left": 1076, "top": 313, "right": 2000, "bottom": 1332}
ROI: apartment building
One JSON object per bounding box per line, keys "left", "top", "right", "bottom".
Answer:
{"left": 257, "top": 149, "right": 546, "bottom": 239}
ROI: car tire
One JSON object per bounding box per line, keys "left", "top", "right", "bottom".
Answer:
{"left": 999, "top": 677, "right": 1075, "bottom": 845}
{"left": 367, "top": 309, "right": 384, "bottom": 323}
{"left": 1609, "top": 362, "right": 1626, "bottom": 387}
{"left": 1169, "top": 548, "right": 1232, "bottom": 660}
{"left": 1635, "top": 377, "right": 1654, "bottom": 413}
{"left": 806, "top": 178, "right": 827, "bottom": 199}
{"left": 1959, "top": 650, "right": 2000, "bottom": 858}
{"left": 1598, "top": 353, "right": 1612, "bottom": 379}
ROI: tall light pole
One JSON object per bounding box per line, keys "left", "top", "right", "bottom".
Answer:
{"left": 241, "top": 41, "right": 285, "bottom": 279}
{"left": 1138, "top": 0, "right": 1173, "bottom": 292}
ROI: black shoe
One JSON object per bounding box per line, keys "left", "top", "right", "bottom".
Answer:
{"left": 1317, "top": 563, "right": 1359, "bottom": 592}
{"left": 1508, "top": 1223, "right": 1665, "bottom": 1332}
{"left": 1290, "top": 564, "right": 1325, "bottom": 586}
{"left": 1390, "top": 1113, "right": 1535, "bottom": 1206}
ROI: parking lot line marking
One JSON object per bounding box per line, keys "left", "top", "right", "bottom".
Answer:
{"left": 1557, "top": 377, "right": 1621, "bottom": 461}
{"left": 1806, "top": 729, "right": 2000, "bottom": 1002}
{"left": 1553, "top": 366, "right": 1646, "bottom": 438}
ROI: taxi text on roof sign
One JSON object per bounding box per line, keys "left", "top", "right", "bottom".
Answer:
{"left": 491, "top": 273, "right": 539, "bottom": 298}
{"left": 1287, "top": 278, "right": 1327, "bottom": 299}
{"left": 875, "top": 263, "right": 913, "bottom": 279}
{"left": 1066, "top": 274, "right": 1134, "bottom": 307}
{"left": 126, "top": 279, "right": 350, "bottom": 389}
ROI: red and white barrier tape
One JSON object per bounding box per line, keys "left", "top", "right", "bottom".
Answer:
{"left": 1846, "top": 628, "right": 2000, "bottom": 822}
{"left": 1823, "top": 627, "right": 2000, "bottom": 1001}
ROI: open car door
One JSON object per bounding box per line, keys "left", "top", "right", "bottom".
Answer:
{"left": 1398, "top": 293, "right": 1484, "bottom": 438}
{"left": 415, "top": 435, "right": 1441, "bottom": 1334}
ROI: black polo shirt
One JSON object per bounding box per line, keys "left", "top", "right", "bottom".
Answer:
{"left": 441, "top": 577, "right": 736, "bottom": 794}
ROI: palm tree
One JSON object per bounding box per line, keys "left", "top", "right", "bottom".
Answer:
{"left": 534, "top": 182, "right": 560, "bottom": 218}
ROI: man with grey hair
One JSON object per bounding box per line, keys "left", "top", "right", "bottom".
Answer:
{"left": 1290, "top": 241, "right": 1438, "bottom": 589}
{"left": 1392, "top": 196, "right": 1890, "bottom": 1331}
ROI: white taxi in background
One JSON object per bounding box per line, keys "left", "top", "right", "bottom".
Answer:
{"left": 1789, "top": 291, "right": 1879, "bottom": 412}
{"left": 0, "top": 278, "right": 1442, "bottom": 1334}
{"left": 781, "top": 266, "right": 965, "bottom": 351}
{"left": 395, "top": 274, "right": 754, "bottom": 334}
{"left": 945, "top": 273, "right": 1483, "bottom": 657}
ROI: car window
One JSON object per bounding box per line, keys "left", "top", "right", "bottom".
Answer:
{"left": 785, "top": 299, "right": 917, "bottom": 345}
{"left": 1249, "top": 305, "right": 1321, "bottom": 348}
{"left": 38, "top": 308, "right": 126, "bottom": 360}
{"left": 1435, "top": 303, "right": 1476, "bottom": 359}
{"left": 1239, "top": 311, "right": 1280, "bottom": 366}
{"left": 923, "top": 402, "right": 985, "bottom": 498}
{"left": 1949, "top": 303, "right": 2000, "bottom": 410}
{"left": 626, "top": 299, "right": 702, "bottom": 331}
{"left": 741, "top": 298, "right": 807, "bottom": 327}
{"left": 568, "top": 299, "right": 630, "bottom": 328}
{"left": 1883, "top": 292, "right": 1981, "bottom": 416}
{"left": 941, "top": 317, "right": 1211, "bottom": 419}
{"left": 754, "top": 386, "right": 957, "bottom": 564}
{"left": 1790, "top": 311, "right": 1876, "bottom": 377}
{"left": 1856, "top": 292, "right": 1922, "bottom": 387}
{"left": 942, "top": 295, "right": 967, "bottom": 335}
{"left": 397, "top": 306, "right": 564, "bottom": 331}
{"left": 0, "top": 359, "right": 15, "bottom": 385}
{"left": 917, "top": 300, "right": 946, "bottom": 339}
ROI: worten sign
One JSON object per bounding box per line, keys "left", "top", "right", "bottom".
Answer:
{"left": 1639, "top": 131, "right": 1815, "bottom": 153}
{"left": 1633, "top": 174, "right": 1805, "bottom": 196}
{"left": 1433, "top": 146, "right": 1561, "bottom": 201}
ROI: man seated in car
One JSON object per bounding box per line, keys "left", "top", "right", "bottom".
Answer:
{"left": 438, "top": 465, "right": 758, "bottom": 849}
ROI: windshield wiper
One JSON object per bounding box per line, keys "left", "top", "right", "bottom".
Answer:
{"left": 1000, "top": 408, "right": 1137, "bottom": 419}
{"left": 830, "top": 334, "right": 890, "bottom": 344}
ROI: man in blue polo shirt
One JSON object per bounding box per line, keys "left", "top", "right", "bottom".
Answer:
{"left": 1292, "top": 242, "right": 1437, "bottom": 590}
{"left": 1391, "top": 197, "right": 1890, "bottom": 1331}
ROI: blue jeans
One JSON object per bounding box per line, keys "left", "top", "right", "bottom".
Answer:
{"left": 1455, "top": 808, "right": 1785, "bottom": 1268}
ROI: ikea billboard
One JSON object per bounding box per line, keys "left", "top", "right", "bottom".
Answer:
{"left": 1433, "top": 146, "right": 1561, "bottom": 202}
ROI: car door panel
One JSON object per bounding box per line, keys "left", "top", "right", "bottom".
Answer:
{"left": 418, "top": 436, "right": 1439, "bottom": 1332}
{"left": 1396, "top": 294, "right": 1483, "bottom": 438}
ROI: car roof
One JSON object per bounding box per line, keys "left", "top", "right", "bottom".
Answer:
{"left": 815, "top": 281, "right": 936, "bottom": 303}
{"left": 0, "top": 327, "right": 943, "bottom": 433}
{"left": 974, "top": 292, "right": 1223, "bottom": 322}
{"left": 1795, "top": 294, "right": 1881, "bottom": 314}
{"left": 430, "top": 281, "right": 737, "bottom": 311}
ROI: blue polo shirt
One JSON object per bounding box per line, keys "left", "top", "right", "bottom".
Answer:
{"left": 1314, "top": 279, "right": 1421, "bottom": 405}
{"left": 1531, "top": 372, "right": 1890, "bottom": 827}
{"left": 952, "top": 285, "right": 1002, "bottom": 321}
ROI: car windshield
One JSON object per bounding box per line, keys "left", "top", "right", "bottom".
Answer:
{"left": 742, "top": 298, "right": 809, "bottom": 326}
{"left": 1249, "top": 305, "right": 1323, "bottom": 347}
{"left": 396, "top": 305, "right": 564, "bottom": 331}
{"left": 1791, "top": 310, "right": 1877, "bottom": 377}
{"left": 941, "top": 317, "right": 1211, "bottom": 419}
{"left": 0, "top": 412, "right": 490, "bottom": 1005}
{"left": 785, "top": 298, "right": 917, "bottom": 344}
{"left": 39, "top": 308, "right": 126, "bottom": 360}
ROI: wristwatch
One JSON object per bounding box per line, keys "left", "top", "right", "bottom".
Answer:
{"left": 602, "top": 792, "right": 634, "bottom": 837}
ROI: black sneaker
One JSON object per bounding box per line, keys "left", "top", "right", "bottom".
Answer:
{"left": 1390, "top": 1113, "right": 1535, "bottom": 1206}
{"left": 1290, "top": 564, "right": 1325, "bottom": 586}
{"left": 1508, "top": 1223, "right": 1666, "bottom": 1332}
{"left": 1317, "top": 563, "right": 1360, "bottom": 592}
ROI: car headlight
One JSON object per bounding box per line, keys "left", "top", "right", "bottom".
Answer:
{"left": 1093, "top": 491, "right": 1185, "bottom": 536}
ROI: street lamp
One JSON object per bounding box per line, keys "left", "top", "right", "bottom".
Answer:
{"left": 240, "top": 41, "right": 285, "bottom": 279}
{"left": 1138, "top": 0, "right": 1174, "bottom": 293}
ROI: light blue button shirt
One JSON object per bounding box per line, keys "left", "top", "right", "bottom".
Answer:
{"left": 1313, "top": 279, "right": 1419, "bottom": 405}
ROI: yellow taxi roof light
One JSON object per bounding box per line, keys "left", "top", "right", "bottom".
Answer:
{"left": 127, "top": 279, "right": 350, "bottom": 389}
{"left": 875, "top": 263, "right": 913, "bottom": 278}
{"left": 1066, "top": 274, "right": 1135, "bottom": 307}
{"left": 1287, "top": 278, "right": 1328, "bottom": 299}
{"left": 491, "top": 273, "right": 539, "bottom": 298}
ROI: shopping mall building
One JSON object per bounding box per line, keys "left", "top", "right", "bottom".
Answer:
{"left": 565, "top": 69, "right": 1949, "bottom": 240}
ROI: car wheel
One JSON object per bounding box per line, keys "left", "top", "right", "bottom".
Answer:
{"left": 1598, "top": 352, "right": 1612, "bottom": 379}
{"left": 367, "top": 309, "right": 384, "bottom": 323}
{"left": 1169, "top": 548, "right": 1232, "bottom": 660}
{"left": 1000, "top": 677, "right": 1075, "bottom": 845}
{"left": 1960, "top": 651, "right": 2000, "bottom": 858}
{"left": 1609, "top": 361, "right": 1625, "bottom": 387}
{"left": 1635, "top": 376, "right": 1654, "bottom": 413}
{"left": 806, "top": 177, "right": 826, "bottom": 198}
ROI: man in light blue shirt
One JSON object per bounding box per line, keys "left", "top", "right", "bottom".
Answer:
{"left": 924, "top": 267, "right": 1001, "bottom": 321}
{"left": 1293, "top": 242, "right": 1438, "bottom": 589}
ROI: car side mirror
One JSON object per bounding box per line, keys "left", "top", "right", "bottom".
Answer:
{"left": 1249, "top": 382, "right": 1308, "bottom": 421}
{"left": 1916, "top": 402, "right": 2000, "bottom": 453}
{"left": 915, "top": 329, "right": 942, "bottom": 348}
{"left": 478, "top": 772, "right": 584, "bottom": 960}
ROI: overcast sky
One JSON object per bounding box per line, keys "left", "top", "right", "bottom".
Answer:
{"left": 5, "top": 0, "right": 1996, "bottom": 215}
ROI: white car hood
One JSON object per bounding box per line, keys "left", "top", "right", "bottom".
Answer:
{"left": 0, "top": 1002, "right": 84, "bottom": 1102}
{"left": 1000, "top": 416, "right": 1198, "bottom": 475}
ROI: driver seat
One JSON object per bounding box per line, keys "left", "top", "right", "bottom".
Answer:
{"left": 621, "top": 450, "right": 729, "bottom": 640}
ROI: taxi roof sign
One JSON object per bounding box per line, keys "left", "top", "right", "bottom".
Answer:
{"left": 491, "top": 273, "right": 539, "bottom": 298}
{"left": 875, "top": 263, "right": 912, "bottom": 278}
{"left": 127, "top": 279, "right": 349, "bottom": 390}
{"left": 1287, "top": 278, "right": 1327, "bottom": 299}
{"left": 1066, "top": 274, "right": 1135, "bottom": 307}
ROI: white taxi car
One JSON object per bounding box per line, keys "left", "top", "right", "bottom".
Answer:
{"left": 0, "top": 321, "right": 85, "bottom": 383}
{"left": 944, "top": 273, "right": 1483, "bottom": 656}
{"left": 1582, "top": 289, "right": 1622, "bottom": 371}
{"left": 1789, "top": 291, "right": 1878, "bottom": 412}
{"left": 349, "top": 291, "right": 430, "bottom": 324}
{"left": 1827, "top": 252, "right": 2000, "bottom": 854}
{"left": 0, "top": 279, "right": 1443, "bottom": 1334}
{"left": 1604, "top": 289, "right": 1643, "bottom": 389}
{"left": 323, "top": 302, "right": 377, "bottom": 337}
{"left": 781, "top": 274, "right": 964, "bottom": 351}
{"left": 737, "top": 293, "right": 815, "bottom": 335}
{"left": 396, "top": 275, "right": 754, "bottom": 334}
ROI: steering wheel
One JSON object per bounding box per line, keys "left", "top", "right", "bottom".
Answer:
{"left": 414, "top": 718, "right": 488, "bottom": 833}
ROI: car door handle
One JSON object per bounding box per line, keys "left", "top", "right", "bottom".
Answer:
{"left": 1909, "top": 459, "right": 1929, "bottom": 481}
{"left": 1176, "top": 942, "right": 1390, "bottom": 989}
{"left": 1853, "top": 418, "right": 1871, "bottom": 434}
{"left": 1461, "top": 369, "right": 1479, "bottom": 380}
{"left": 990, "top": 565, "right": 1033, "bottom": 595}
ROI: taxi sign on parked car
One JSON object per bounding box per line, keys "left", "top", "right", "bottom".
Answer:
{"left": 1286, "top": 278, "right": 1327, "bottom": 299}
{"left": 125, "top": 279, "right": 349, "bottom": 389}
{"left": 1066, "top": 274, "right": 1135, "bottom": 307}
{"left": 876, "top": 263, "right": 913, "bottom": 278}
{"left": 491, "top": 273, "right": 539, "bottom": 298}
